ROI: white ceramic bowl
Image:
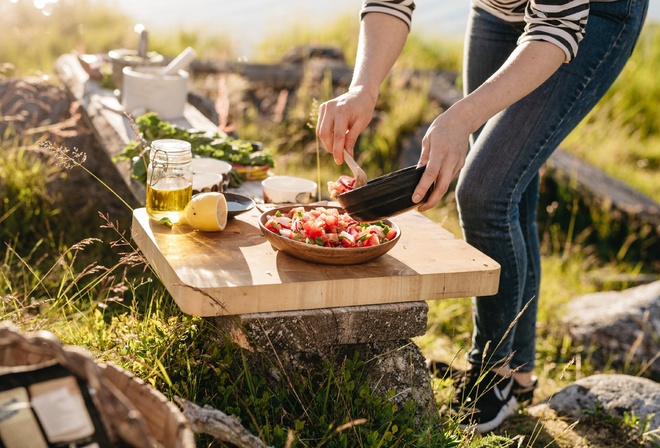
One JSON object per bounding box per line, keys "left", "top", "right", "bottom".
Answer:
{"left": 192, "top": 172, "right": 223, "bottom": 194}
{"left": 191, "top": 157, "right": 232, "bottom": 191}
{"left": 261, "top": 176, "right": 317, "bottom": 204}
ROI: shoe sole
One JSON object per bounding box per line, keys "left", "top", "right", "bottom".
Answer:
{"left": 458, "top": 396, "right": 518, "bottom": 433}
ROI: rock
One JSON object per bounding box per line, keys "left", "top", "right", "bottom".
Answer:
{"left": 214, "top": 303, "right": 438, "bottom": 425}
{"left": 529, "top": 374, "right": 660, "bottom": 436}
{"left": 214, "top": 302, "right": 428, "bottom": 352}
{"left": 0, "top": 78, "right": 70, "bottom": 132}
{"left": 563, "top": 280, "right": 660, "bottom": 378}
{"left": 240, "top": 338, "right": 439, "bottom": 426}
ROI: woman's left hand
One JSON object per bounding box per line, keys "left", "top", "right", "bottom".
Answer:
{"left": 413, "top": 106, "right": 472, "bottom": 211}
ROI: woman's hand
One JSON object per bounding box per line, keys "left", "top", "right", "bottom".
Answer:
{"left": 316, "top": 12, "right": 409, "bottom": 164}
{"left": 413, "top": 106, "right": 472, "bottom": 211}
{"left": 316, "top": 86, "right": 378, "bottom": 164}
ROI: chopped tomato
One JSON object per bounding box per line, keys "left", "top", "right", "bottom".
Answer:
{"left": 324, "top": 214, "right": 338, "bottom": 229}
{"left": 264, "top": 219, "right": 280, "bottom": 234}
{"left": 303, "top": 220, "right": 324, "bottom": 239}
{"left": 340, "top": 237, "right": 356, "bottom": 247}
{"left": 327, "top": 175, "right": 357, "bottom": 198}
{"left": 263, "top": 206, "right": 395, "bottom": 249}
{"left": 362, "top": 233, "right": 380, "bottom": 247}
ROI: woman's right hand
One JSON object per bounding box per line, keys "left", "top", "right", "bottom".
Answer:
{"left": 316, "top": 11, "right": 409, "bottom": 164}
{"left": 316, "top": 87, "right": 378, "bottom": 165}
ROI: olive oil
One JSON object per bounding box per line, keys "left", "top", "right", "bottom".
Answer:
{"left": 146, "top": 181, "right": 192, "bottom": 222}
{"left": 145, "top": 139, "right": 193, "bottom": 223}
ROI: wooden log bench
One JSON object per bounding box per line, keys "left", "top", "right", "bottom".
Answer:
{"left": 54, "top": 52, "right": 501, "bottom": 422}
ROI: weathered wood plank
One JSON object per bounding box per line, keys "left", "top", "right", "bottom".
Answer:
{"left": 545, "top": 149, "right": 660, "bottom": 234}
{"left": 190, "top": 58, "right": 354, "bottom": 89}
{"left": 189, "top": 57, "right": 459, "bottom": 96}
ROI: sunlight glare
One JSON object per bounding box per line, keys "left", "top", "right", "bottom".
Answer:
{"left": 33, "top": 0, "right": 58, "bottom": 15}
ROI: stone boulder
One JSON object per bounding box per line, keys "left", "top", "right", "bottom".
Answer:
{"left": 563, "top": 280, "right": 660, "bottom": 378}
{"left": 529, "top": 374, "right": 660, "bottom": 443}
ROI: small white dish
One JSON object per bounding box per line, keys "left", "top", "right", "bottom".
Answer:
{"left": 192, "top": 172, "right": 223, "bottom": 194}
{"left": 191, "top": 157, "right": 232, "bottom": 191}
{"left": 261, "top": 176, "right": 317, "bottom": 204}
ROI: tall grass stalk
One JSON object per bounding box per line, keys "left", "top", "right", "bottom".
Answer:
{"left": 42, "top": 140, "right": 134, "bottom": 212}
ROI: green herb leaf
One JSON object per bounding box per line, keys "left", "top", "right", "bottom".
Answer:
{"left": 116, "top": 112, "right": 275, "bottom": 188}
{"left": 159, "top": 217, "right": 173, "bottom": 228}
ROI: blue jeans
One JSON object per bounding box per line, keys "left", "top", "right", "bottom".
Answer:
{"left": 455, "top": 0, "right": 648, "bottom": 372}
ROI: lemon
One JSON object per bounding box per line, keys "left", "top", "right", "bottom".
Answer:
{"left": 178, "top": 192, "right": 228, "bottom": 232}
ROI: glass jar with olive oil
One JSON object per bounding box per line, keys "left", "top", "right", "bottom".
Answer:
{"left": 146, "top": 139, "right": 192, "bottom": 223}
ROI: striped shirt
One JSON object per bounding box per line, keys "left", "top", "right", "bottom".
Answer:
{"left": 360, "top": 0, "right": 592, "bottom": 62}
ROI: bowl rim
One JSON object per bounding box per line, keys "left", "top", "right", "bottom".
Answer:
{"left": 335, "top": 165, "right": 431, "bottom": 221}
{"left": 191, "top": 157, "right": 233, "bottom": 174}
{"left": 224, "top": 192, "right": 255, "bottom": 218}
{"left": 122, "top": 65, "right": 188, "bottom": 79}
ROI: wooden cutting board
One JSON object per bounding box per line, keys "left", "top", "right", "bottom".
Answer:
{"left": 131, "top": 207, "right": 500, "bottom": 316}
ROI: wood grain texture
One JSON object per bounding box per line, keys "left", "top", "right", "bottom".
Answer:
{"left": 132, "top": 207, "right": 500, "bottom": 316}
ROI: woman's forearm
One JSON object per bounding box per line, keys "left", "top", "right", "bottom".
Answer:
{"left": 315, "top": 12, "right": 410, "bottom": 161}
{"left": 453, "top": 40, "right": 566, "bottom": 133}
{"left": 350, "top": 12, "right": 410, "bottom": 102}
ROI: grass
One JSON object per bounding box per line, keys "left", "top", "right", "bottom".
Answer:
{"left": 1, "top": 2, "right": 659, "bottom": 447}
{"left": 561, "top": 24, "right": 660, "bottom": 203}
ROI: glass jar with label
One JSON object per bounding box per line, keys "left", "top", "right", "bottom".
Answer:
{"left": 146, "top": 139, "right": 192, "bottom": 223}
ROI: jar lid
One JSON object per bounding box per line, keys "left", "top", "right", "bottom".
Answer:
{"left": 151, "top": 139, "right": 191, "bottom": 154}
{"left": 150, "top": 139, "right": 192, "bottom": 166}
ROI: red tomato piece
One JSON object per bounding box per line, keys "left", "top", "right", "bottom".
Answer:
{"left": 303, "top": 220, "right": 324, "bottom": 239}
{"left": 341, "top": 237, "right": 356, "bottom": 247}
{"left": 264, "top": 219, "right": 280, "bottom": 234}
{"left": 362, "top": 234, "right": 380, "bottom": 247}
{"left": 324, "top": 214, "right": 338, "bottom": 229}
{"left": 386, "top": 228, "right": 397, "bottom": 240}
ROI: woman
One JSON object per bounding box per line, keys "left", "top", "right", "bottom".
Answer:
{"left": 316, "top": 0, "right": 648, "bottom": 432}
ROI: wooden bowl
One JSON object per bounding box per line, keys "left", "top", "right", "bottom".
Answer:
{"left": 258, "top": 205, "right": 401, "bottom": 265}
